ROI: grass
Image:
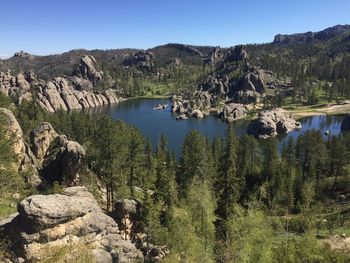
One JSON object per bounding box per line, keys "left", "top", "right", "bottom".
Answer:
{"left": 318, "top": 227, "right": 350, "bottom": 238}
{"left": 280, "top": 90, "right": 350, "bottom": 118}
{"left": 38, "top": 243, "right": 95, "bottom": 263}
{"left": 0, "top": 197, "right": 18, "bottom": 219}
{"left": 133, "top": 79, "right": 180, "bottom": 98}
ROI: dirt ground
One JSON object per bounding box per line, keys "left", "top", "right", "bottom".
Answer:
{"left": 288, "top": 101, "right": 350, "bottom": 118}
{"left": 323, "top": 235, "right": 350, "bottom": 253}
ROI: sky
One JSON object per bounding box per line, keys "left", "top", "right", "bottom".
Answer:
{"left": 0, "top": 0, "right": 349, "bottom": 57}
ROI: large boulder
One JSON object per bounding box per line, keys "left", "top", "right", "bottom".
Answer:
{"left": 191, "top": 109, "right": 204, "bottom": 118}
{"left": 341, "top": 115, "right": 350, "bottom": 130}
{"left": 218, "top": 103, "right": 246, "bottom": 122}
{"left": 78, "top": 55, "right": 103, "bottom": 84}
{"left": 41, "top": 135, "right": 86, "bottom": 186}
{"left": 248, "top": 109, "right": 302, "bottom": 138}
{"left": 2, "top": 187, "right": 143, "bottom": 262}
{"left": 30, "top": 122, "right": 58, "bottom": 164}
{"left": 31, "top": 122, "right": 86, "bottom": 186}
{"left": 112, "top": 199, "right": 141, "bottom": 241}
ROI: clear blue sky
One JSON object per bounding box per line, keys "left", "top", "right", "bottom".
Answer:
{"left": 0, "top": 0, "right": 349, "bottom": 57}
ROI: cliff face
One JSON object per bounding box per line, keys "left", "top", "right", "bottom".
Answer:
{"left": 0, "top": 108, "right": 87, "bottom": 187}
{"left": 0, "top": 55, "right": 122, "bottom": 112}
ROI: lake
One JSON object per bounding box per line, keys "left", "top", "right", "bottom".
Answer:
{"left": 88, "top": 98, "right": 347, "bottom": 155}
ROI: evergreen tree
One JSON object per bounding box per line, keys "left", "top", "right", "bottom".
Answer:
{"left": 155, "top": 135, "right": 176, "bottom": 224}
{"left": 215, "top": 125, "right": 243, "bottom": 261}
{"left": 177, "top": 130, "right": 208, "bottom": 199}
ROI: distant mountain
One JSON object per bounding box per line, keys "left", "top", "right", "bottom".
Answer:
{"left": 273, "top": 24, "right": 350, "bottom": 45}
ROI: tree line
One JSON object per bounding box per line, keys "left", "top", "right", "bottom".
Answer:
{"left": 1, "top": 94, "right": 349, "bottom": 262}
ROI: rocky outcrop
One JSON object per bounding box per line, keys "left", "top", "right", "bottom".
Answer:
{"left": 273, "top": 25, "right": 350, "bottom": 45}
{"left": 341, "top": 115, "right": 350, "bottom": 130}
{"left": 233, "top": 90, "right": 261, "bottom": 104}
{"left": 0, "top": 71, "right": 42, "bottom": 103}
{"left": 248, "top": 109, "right": 302, "bottom": 138}
{"left": 224, "top": 45, "right": 248, "bottom": 64}
{"left": 0, "top": 108, "right": 26, "bottom": 165}
{"left": 171, "top": 98, "right": 191, "bottom": 114}
{"left": 197, "top": 64, "right": 265, "bottom": 109}
{"left": 236, "top": 70, "right": 265, "bottom": 94}
{"left": 112, "top": 199, "right": 169, "bottom": 262}
{"left": 0, "top": 108, "right": 41, "bottom": 186}
{"left": 191, "top": 109, "right": 204, "bottom": 118}
{"left": 36, "top": 76, "right": 121, "bottom": 113}
{"left": 31, "top": 122, "right": 86, "bottom": 186}
{"left": 123, "top": 51, "right": 154, "bottom": 71}
{"left": 153, "top": 104, "right": 168, "bottom": 110}
{"left": 176, "top": 114, "right": 188, "bottom": 120}
{"left": 218, "top": 103, "right": 246, "bottom": 122}
{"left": 13, "top": 51, "right": 35, "bottom": 60}
{"left": 113, "top": 199, "right": 141, "bottom": 241}
{"left": 0, "top": 55, "right": 122, "bottom": 113}
{"left": 78, "top": 55, "right": 103, "bottom": 84}
{"left": 204, "top": 47, "right": 223, "bottom": 64}
{"left": 1, "top": 187, "right": 143, "bottom": 263}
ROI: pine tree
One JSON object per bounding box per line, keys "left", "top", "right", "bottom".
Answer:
{"left": 126, "top": 128, "right": 145, "bottom": 198}
{"left": 237, "top": 135, "right": 262, "bottom": 202}
{"left": 155, "top": 135, "right": 176, "bottom": 224}
{"left": 177, "top": 130, "right": 208, "bottom": 199}
{"left": 215, "top": 125, "right": 242, "bottom": 254}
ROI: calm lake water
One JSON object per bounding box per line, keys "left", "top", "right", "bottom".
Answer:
{"left": 88, "top": 98, "right": 347, "bottom": 155}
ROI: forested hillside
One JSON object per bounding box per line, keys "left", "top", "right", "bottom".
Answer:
{"left": 0, "top": 24, "right": 350, "bottom": 262}
{"left": 0, "top": 91, "right": 349, "bottom": 262}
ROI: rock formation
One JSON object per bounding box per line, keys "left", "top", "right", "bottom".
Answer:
{"left": 1, "top": 187, "right": 143, "bottom": 263}
{"left": 112, "top": 199, "right": 169, "bottom": 262}
{"left": 36, "top": 76, "right": 120, "bottom": 112}
{"left": 113, "top": 199, "right": 141, "bottom": 241}
{"left": 0, "top": 108, "right": 41, "bottom": 186}
{"left": 218, "top": 103, "right": 246, "bottom": 122}
{"left": 123, "top": 51, "right": 154, "bottom": 71}
{"left": 204, "top": 47, "right": 223, "bottom": 64}
{"left": 0, "top": 109, "right": 86, "bottom": 188}
{"left": 78, "top": 55, "right": 103, "bottom": 84}
{"left": 13, "top": 51, "right": 35, "bottom": 60}
{"left": 0, "top": 55, "right": 122, "bottom": 113}
{"left": 248, "top": 109, "right": 302, "bottom": 138}
{"left": 191, "top": 109, "right": 204, "bottom": 118}
{"left": 31, "top": 122, "right": 86, "bottom": 186}
{"left": 224, "top": 45, "right": 248, "bottom": 64}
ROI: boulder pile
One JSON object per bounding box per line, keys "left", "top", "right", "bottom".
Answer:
{"left": 248, "top": 109, "right": 302, "bottom": 138}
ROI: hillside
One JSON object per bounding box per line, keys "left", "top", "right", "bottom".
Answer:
{"left": 0, "top": 24, "right": 350, "bottom": 262}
